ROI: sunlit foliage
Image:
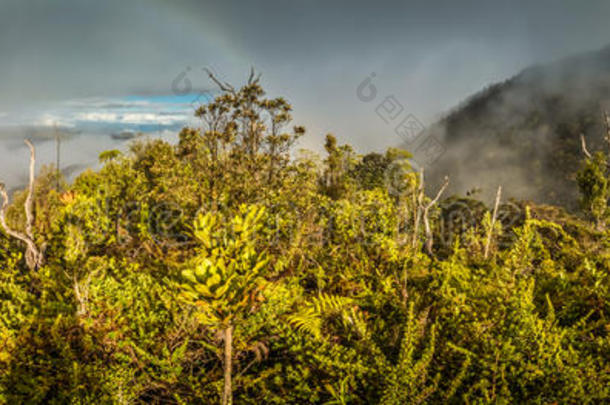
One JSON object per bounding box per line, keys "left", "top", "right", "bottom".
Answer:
{"left": 0, "top": 79, "right": 608, "bottom": 404}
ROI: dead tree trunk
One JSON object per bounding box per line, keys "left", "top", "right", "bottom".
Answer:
{"left": 0, "top": 139, "right": 43, "bottom": 271}
{"left": 580, "top": 133, "right": 592, "bottom": 159}
{"left": 484, "top": 185, "right": 502, "bottom": 259}
{"left": 423, "top": 176, "right": 449, "bottom": 255}
{"left": 412, "top": 169, "right": 425, "bottom": 249}
{"left": 602, "top": 110, "right": 610, "bottom": 158}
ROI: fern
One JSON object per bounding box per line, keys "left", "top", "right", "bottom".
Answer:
{"left": 288, "top": 293, "right": 354, "bottom": 339}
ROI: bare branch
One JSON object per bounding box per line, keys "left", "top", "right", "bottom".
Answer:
{"left": 412, "top": 168, "right": 424, "bottom": 249}
{"left": 247, "top": 66, "right": 261, "bottom": 85}
{"left": 425, "top": 176, "right": 449, "bottom": 210}
{"left": 0, "top": 140, "right": 43, "bottom": 270}
{"left": 0, "top": 185, "right": 31, "bottom": 247}
{"left": 423, "top": 176, "right": 449, "bottom": 255}
{"left": 24, "top": 139, "right": 35, "bottom": 240}
{"left": 203, "top": 68, "right": 236, "bottom": 94}
{"left": 0, "top": 185, "right": 42, "bottom": 270}
{"left": 580, "top": 133, "right": 592, "bottom": 159}
{"left": 248, "top": 66, "right": 255, "bottom": 84}
{"left": 580, "top": 132, "right": 610, "bottom": 170}
{"left": 602, "top": 110, "right": 610, "bottom": 148}
{"left": 484, "top": 185, "right": 502, "bottom": 259}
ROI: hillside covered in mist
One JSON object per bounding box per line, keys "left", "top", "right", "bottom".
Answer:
{"left": 427, "top": 44, "right": 610, "bottom": 210}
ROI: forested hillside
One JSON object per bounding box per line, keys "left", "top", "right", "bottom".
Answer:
{"left": 0, "top": 76, "right": 608, "bottom": 404}
{"left": 427, "top": 44, "right": 610, "bottom": 210}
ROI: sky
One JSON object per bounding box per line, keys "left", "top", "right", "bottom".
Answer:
{"left": 1, "top": 0, "right": 610, "bottom": 185}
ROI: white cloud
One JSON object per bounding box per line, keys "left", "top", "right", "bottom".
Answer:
{"left": 119, "top": 113, "right": 188, "bottom": 125}
{"left": 75, "top": 112, "right": 120, "bottom": 122}
{"left": 0, "top": 95, "right": 195, "bottom": 132}
{"left": 75, "top": 111, "right": 189, "bottom": 125}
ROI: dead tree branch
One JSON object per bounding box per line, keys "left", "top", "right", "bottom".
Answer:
{"left": 203, "top": 68, "right": 236, "bottom": 94}
{"left": 580, "top": 133, "right": 592, "bottom": 159}
{"left": 0, "top": 139, "right": 43, "bottom": 270}
{"left": 423, "top": 175, "right": 449, "bottom": 255}
{"left": 247, "top": 66, "right": 261, "bottom": 85}
{"left": 602, "top": 110, "right": 610, "bottom": 153}
{"left": 204, "top": 67, "right": 261, "bottom": 95}
{"left": 24, "top": 139, "right": 35, "bottom": 240}
{"left": 484, "top": 185, "right": 502, "bottom": 259}
{"left": 412, "top": 168, "right": 425, "bottom": 249}
{"left": 580, "top": 133, "right": 610, "bottom": 170}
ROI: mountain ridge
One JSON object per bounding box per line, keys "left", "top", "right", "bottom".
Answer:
{"left": 425, "top": 44, "right": 610, "bottom": 210}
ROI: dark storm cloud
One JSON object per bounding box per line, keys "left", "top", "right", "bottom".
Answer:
{"left": 0, "top": 0, "right": 233, "bottom": 107}
{"left": 1, "top": 0, "right": 610, "bottom": 150}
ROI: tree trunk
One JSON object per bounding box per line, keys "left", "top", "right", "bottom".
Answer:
{"left": 484, "top": 186, "right": 502, "bottom": 259}
{"left": 223, "top": 325, "right": 233, "bottom": 405}
{"left": 0, "top": 139, "right": 43, "bottom": 271}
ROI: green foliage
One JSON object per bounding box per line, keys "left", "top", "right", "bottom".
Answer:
{"left": 288, "top": 293, "right": 354, "bottom": 339}
{"left": 179, "top": 205, "right": 269, "bottom": 327}
{"left": 577, "top": 151, "right": 609, "bottom": 228}
{"left": 379, "top": 304, "right": 441, "bottom": 405}
{"left": 0, "top": 78, "right": 608, "bottom": 404}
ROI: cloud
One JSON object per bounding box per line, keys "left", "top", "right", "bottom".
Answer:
{"left": 0, "top": 95, "right": 196, "bottom": 132}
{"left": 2, "top": 0, "right": 610, "bottom": 189}
{"left": 75, "top": 111, "right": 189, "bottom": 126}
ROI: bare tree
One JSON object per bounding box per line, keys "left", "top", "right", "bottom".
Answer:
{"left": 203, "top": 66, "right": 261, "bottom": 95}
{"left": 412, "top": 168, "right": 425, "bottom": 249}
{"left": 602, "top": 110, "right": 610, "bottom": 156}
{"left": 55, "top": 123, "right": 61, "bottom": 190}
{"left": 580, "top": 133, "right": 610, "bottom": 171}
{"left": 580, "top": 133, "right": 593, "bottom": 159}
{"left": 581, "top": 109, "right": 610, "bottom": 160}
{"left": 0, "top": 139, "right": 44, "bottom": 270}
{"left": 484, "top": 185, "right": 502, "bottom": 259}
{"left": 423, "top": 176, "right": 449, "bottom": 255}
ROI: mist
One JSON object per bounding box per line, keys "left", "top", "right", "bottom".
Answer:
{"left": 3, "top": 0, "right": 610, "bottom": 196}
{"left": 424, "top": 45, "right": 610, "bottom": 208}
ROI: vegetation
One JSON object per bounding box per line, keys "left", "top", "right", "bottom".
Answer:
{"left": 0, "top": 74, "right": 608, "bottom": 404}
{"left": 427, "top": 44, "right": 610, "bottom": 210}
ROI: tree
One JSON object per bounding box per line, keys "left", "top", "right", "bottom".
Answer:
{"left": 0, "top": 140, "right": 44, "bottom": 270}
{"left": 321, "top": 134, "right": 356, "bottom": 199}
{"left": 178, "top": 205, "right": 269, "bottom": 405}
{"left": 190, "top": 68, "right": 305, "bottom": 208}
{"left": 0, "top": 77, "right": 608, "bottom": 404}
{"left": 577, "top": 151, "right": 608, "bottom": 230}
